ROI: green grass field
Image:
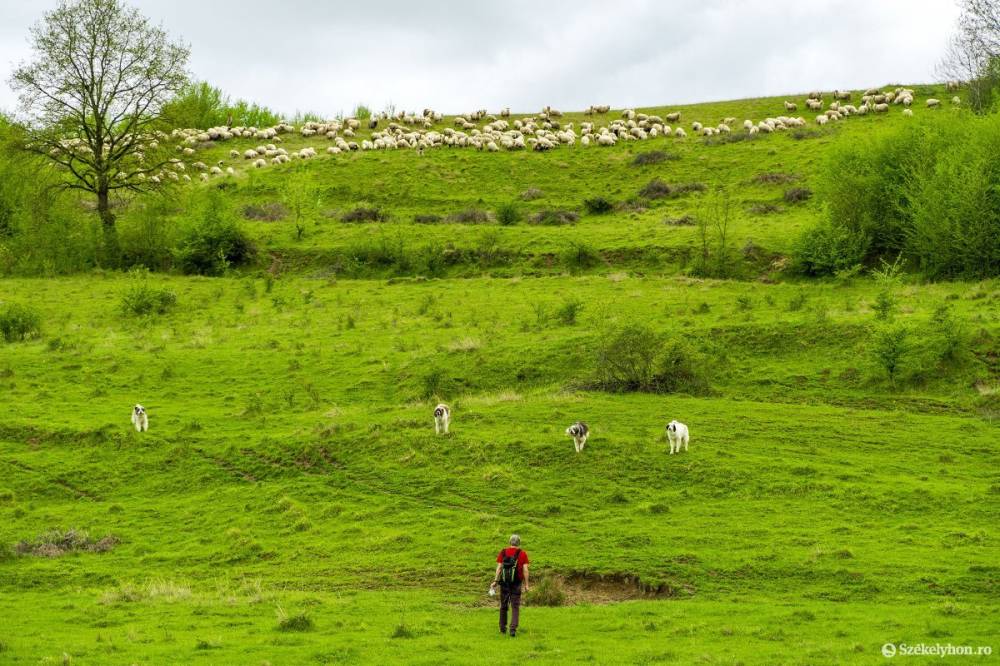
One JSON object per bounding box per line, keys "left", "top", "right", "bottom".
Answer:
{"left": 1, "top": 88, "right": 998, "bottom": 664}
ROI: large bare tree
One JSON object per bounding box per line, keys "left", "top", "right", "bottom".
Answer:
{"left": 9, "top": 0, "right": 189, "bottom": 244}
{"left": 941, "top": 0, "right": 1000, "bottom": 112}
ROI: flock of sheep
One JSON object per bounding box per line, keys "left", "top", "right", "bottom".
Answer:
{"left": 107, "top": 85, "right": 962, "bottom": 183}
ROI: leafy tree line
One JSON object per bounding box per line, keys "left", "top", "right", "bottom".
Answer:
{"left": 795, "top": 111, "right": 1000, "bottom": 280}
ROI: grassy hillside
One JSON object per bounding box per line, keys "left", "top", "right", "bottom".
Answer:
{"left": 1, "top": 87, "right": 998, "bottom": 664}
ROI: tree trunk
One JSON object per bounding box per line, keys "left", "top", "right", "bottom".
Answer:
{"left": 97, "top": 187, "right": 120, "bottom": 267}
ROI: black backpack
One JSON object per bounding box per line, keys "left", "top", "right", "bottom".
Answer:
{"left": 499, "top": 548, "right": 522, "bottom": 586}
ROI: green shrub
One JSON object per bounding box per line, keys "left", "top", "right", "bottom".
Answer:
{"left": 0, "top": 303, "right": 41, "bottom": 342}
{"left": 583, "top": 197, "right": 615, "bottom": 215}
{"left": 495, "top": 202, "right": 522, "bottom": 226}
{"left": 793, "top": 220, "right": 869, "bottom": 276}
{"left": 175, "top": 190, "right": 256, "bottom": 276}
{"left": 119, "top": 197, "right": 180, "bottom": 271}
{"left": 555, "top": 299, "right": 584, "bottom": 326}
{"left": 594, "top": 324, "right": 711, "bottom": 394}
{"left": 652, "top": 339, "right": 712, "bottom": 395}
{"left": 870, "top": 323, "right": 911, "bottom": 387}
{"left": 120, "top": 269, "right": 177, "bottom": 316}
{"left": 906, "top": 114, "right": 1000, "bottom": 278}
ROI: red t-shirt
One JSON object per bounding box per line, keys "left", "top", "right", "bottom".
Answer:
{"left": 497, "top": 547, "right": 530, "bottom": 581}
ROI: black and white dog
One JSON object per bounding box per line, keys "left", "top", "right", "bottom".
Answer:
{"left": 566, "top": 421, "right": 589, "bottom": 453}
{"left": 131, "top": 404, "right": 149, "bottom": 433}
{"left": 433, "top": 403, "right": 451, "bottom": 434}
{"left": 666, "top": 420, "right": 689, "bottom": 454}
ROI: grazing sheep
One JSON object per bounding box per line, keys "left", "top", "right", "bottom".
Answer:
{"left": 666, "top": 420, "right": 689, "bottom": 455}
{"left": 433, "top": 404, "right": 450, "bottom": 435}
{"left": 566, "top": 422, "right": 590, "bottom": 453}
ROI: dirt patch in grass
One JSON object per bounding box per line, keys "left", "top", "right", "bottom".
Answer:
{"left": 15, "top": 528, "right": 119, "bottom": 558}
{"left": 784, "top": 187, "right": 813, "bottom": 204}
{"left": 631, "top": 151, "right": 679, "bottom": 166}
{"left": 341, "top": 207, "right": 387, "bottom": 223}
{"left": 529, "top": 210, "right": 579, "bottom": 225}
{"left": 549, "top": 571, "right": 694, "bottom": 604}
{"left": 447, "top": 209, "right": 491, "bottom": 224}
{"left": 639, "top": 179, "right": 706, "bottom": 200}
{"left": 752, "top": 172, "right": 800, "bottom": 185}
{"left": 665, "top": 214, "right": 697, "bottom": 226}
{"left": 242, "top": 203, "right": 288, "bottom": 221}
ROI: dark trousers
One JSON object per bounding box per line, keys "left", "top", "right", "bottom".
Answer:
{"left": 499, "top": 584, "right": 521, "bottom": 632}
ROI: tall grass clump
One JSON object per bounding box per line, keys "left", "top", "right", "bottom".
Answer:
{"left": 796, "top": 113, "right": 1000, "bottom": 278}
{"left": 119, "top": 269, "right": 177, "bottom": 317}
{"left": 0, "top": 303, "right": 42, "bottom": 342}
{"left": 495, "top": 202, "right": 522, "bottom": 226}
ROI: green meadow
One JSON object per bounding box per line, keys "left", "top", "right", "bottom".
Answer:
{"left": 1, "top": 88, "right": 998, "bottom": 664}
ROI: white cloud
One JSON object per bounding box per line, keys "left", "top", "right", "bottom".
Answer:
{"left": 0, "top": 0, "right": 961, "bottom": 117}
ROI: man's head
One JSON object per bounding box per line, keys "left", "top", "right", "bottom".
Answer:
{"left": 509, "top": 534, "right": 521, "bottom": 547}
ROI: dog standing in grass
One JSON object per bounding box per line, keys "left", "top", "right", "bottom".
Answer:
{"left": 131, "top": 404, "right": 149, "bottom": 433}
{"left": 666, "top": 420, "right": 689, "bottom": 454}
{"left": 566, "top": 421, "right": 589, "bottom": 453}
{"left": 433, "top": 404, "right": 450, "bottom": 434}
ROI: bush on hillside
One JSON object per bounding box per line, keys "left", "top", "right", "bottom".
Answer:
{"left": 583, "top": 197, "right": 615, "bottom": 215}
{"left": 119, "top": 197, "right": 180, "bottom": 271}
{"left": 0, "top": 303, "right": 42, "bottom": 342}
{"left": 594, "top": 324, "right": 711, "bottom": 394}
{"left": 175, "top": 190, "right": 256, "bottom": 276}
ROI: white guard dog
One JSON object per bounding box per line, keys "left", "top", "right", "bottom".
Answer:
{"left": 566, "top": 421, "right": 590, "bottom": 453}
{"left": 433, "top": 404, "right": 450, "bottom": 434}
{"left": 666, "top": 420, "right": 689, "bottom": 454}
{"left": 131, "top": 404, "right": 149, "bottom": 433}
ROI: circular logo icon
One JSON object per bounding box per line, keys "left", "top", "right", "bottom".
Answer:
{"left": 882, "top": 643, "right": 897, "bottom": 658}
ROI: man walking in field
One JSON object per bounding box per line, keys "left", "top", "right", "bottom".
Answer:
{"left": 490, "top": 534, "right": 529, "bottom": 637}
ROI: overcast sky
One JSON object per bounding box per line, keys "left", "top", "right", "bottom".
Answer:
{"left": 0, "top": 0, "right": 961, "bottom": 117}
